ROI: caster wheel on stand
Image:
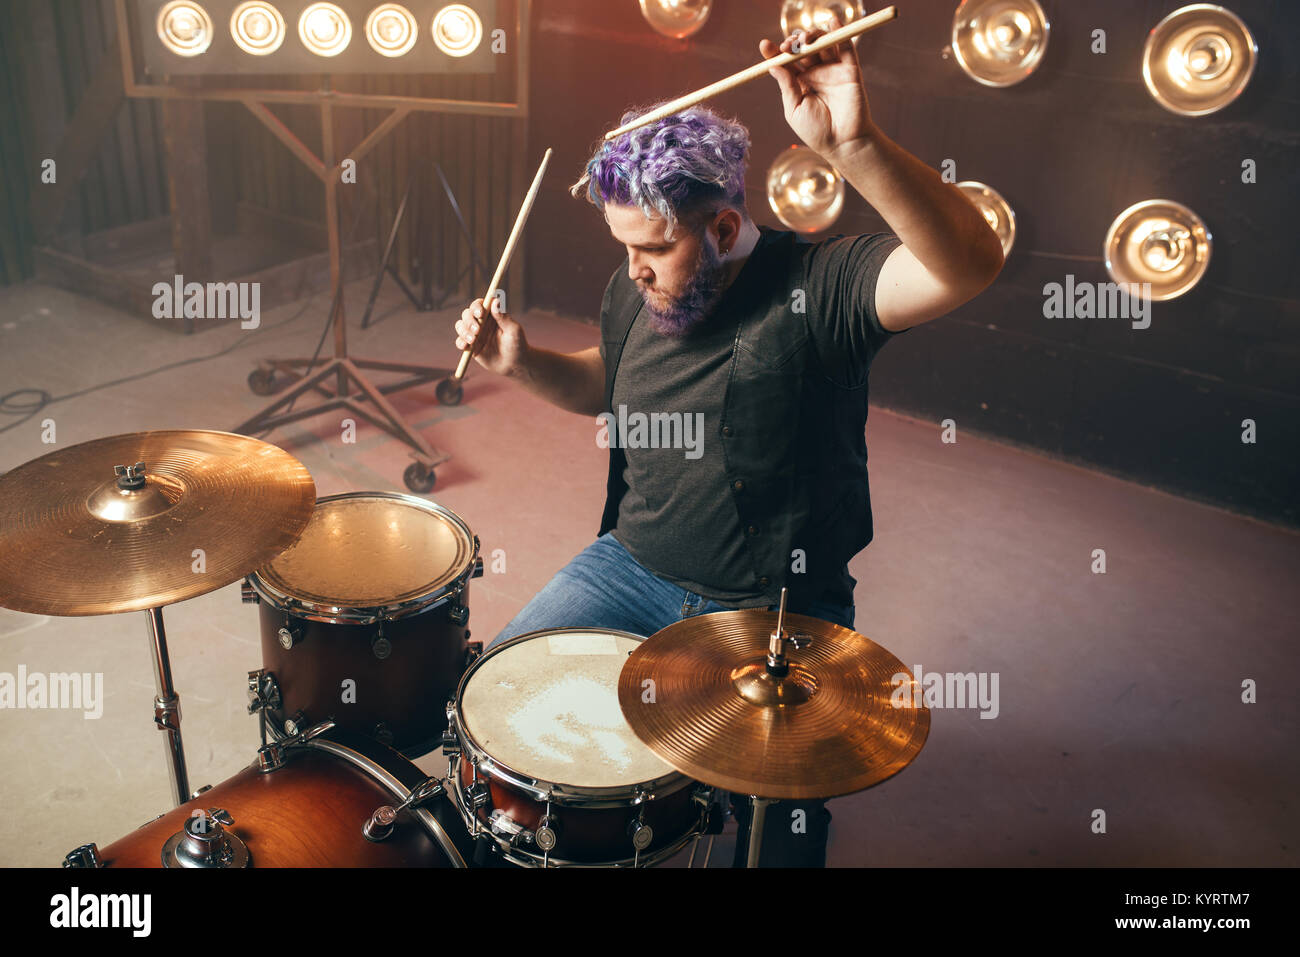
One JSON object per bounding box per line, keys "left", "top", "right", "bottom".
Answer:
{"left": 404, "top": 462, "right": 437, "bottom": 493}
{"left": 248, "top": 368, "right": 278, "bottom": 396}
{"left": 436, "top": 378, "right": 463, "bottom": 406}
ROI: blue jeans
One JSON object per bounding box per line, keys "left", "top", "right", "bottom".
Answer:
{"left": 491, "top": 532, "right": 854, "bottom": 868}
{"left": 492, "top": 532, "right": 854, "bottom": 646}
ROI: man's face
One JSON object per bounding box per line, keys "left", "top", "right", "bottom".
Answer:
{"left": 605, "top": 202, "right": 727, "bottom": 336}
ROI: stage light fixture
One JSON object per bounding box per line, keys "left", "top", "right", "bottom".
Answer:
{"left": 766, "top": 145, "right": 845, "bottom": 233}
{"left": 157, "top": 1, "right": 214, "bottom": 57}
{"left": 639, "top": 0, "right": 712, "bottom": 40}
{"left": 230, "top": 1, "right": 285, "bottom": 56}
{"left": 950, "top": 0, "right": 1049, "bottom": 88}
{"left": 780, "top": 1, "right": 863, "bottom": 38}
{"left": 366, "top": 3, "right": 418, "bottom": 58}
{"left": 299, "top": 2, "right": 352, "bottom": 57}
{"left": 1143, "top": 4, "right": 1256, "bottom": 116}
{"left": 955, "top": 181, "right": 1015, "bottom": 258}
{"left": 431, "top": 4, "right": 483, "bottom": 57}
{"left": 1104, "top": 200, "right": 1211, "bottom": 301}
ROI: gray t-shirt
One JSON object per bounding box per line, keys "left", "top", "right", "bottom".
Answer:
{"left": 605, "top": 225, "right": 901, "bottom": 605}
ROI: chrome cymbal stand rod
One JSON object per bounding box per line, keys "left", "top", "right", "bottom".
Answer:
{"left": 768, "top": 587, "right": 789, "bottom": 673}
{"left": 746, "top": 796, "right": 772, "bottom": 868}
{"left": 146, "top": 607, "right": 189, "bottom": 806}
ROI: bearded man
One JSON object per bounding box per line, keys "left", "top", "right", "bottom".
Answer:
{"left": 453, "top": 23, "right": 1004, "bottom": 866}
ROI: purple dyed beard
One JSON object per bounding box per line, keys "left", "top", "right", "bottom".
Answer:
{"left": 636, "top": 231, "right": 728, "bottom": 336}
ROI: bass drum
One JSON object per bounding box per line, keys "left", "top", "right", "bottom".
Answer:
{"left": 245, "top": 491, "right": 482, "bottom": 757}
{"left": 79, "top": 733, "right": 474, "bottom": 868}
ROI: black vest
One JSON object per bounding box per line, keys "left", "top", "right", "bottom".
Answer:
{"left": 597, "top": 229, "right": 879, "bottom": 607}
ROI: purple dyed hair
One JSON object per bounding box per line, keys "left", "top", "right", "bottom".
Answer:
{"left": 569, "top": 103, "right": 751, "bottom": 241}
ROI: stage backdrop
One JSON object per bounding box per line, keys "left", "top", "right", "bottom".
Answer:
{"left": 523, "top": 0, "right": 1299, "bottom": 528}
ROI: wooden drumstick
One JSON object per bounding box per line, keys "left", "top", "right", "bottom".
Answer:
{"left": 604, "top": 6, "right": 898, "bottom": 141}
{"left": 454, "top": 147, "right": 553, "bottom": 381}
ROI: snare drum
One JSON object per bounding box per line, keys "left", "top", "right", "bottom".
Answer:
{"left": 244, "top": 491, "right": 482, "bottom": 757}
{"left": 445, "top": 628, "right": 709, "bottom": 867}
{"left": 68, "top": 732, "right": 474, "bottom": 868}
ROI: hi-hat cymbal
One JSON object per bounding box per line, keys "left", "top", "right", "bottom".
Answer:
{"left": 0, "top": 430, "right": 315, "bottom": 616}
{"left": 618, "top": 611, "right": 929, "bottom": 800}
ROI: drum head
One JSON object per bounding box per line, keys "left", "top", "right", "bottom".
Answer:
{"left": 256, "top": 492, "right": 474, "bottom": 610}
{"left": 460, "top": 629, "right": 677, "bottom": 790}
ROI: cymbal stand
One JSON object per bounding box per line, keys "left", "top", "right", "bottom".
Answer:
{"left": 743, "top": 588, "right": 787, "bottom": 866}
{"left": 145, "top": 606, "right": 189, "bottom": 806}
{"left": 745, "top": 796, "right": 775, "bottom": 868}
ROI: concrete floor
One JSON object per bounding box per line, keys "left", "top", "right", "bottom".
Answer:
{"left": 0, "top": 277, "right": 1296, "bottom": 868}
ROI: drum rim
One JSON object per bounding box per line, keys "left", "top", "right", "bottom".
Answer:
{"left": 247, "top": 491, "right": 479, "bottom": 624}
{"left": 443, "top": 756, "right": 704, "bottom": 868}
{"left": 450, "top": 627, "right": 692, "bottom": 805}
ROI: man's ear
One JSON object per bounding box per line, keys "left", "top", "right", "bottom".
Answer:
{"left": 713, "top": 206, "right": 743, "bottom": 250}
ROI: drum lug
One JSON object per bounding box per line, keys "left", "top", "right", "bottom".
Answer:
{"left": 62, "top": 843, "right": 102, "bottom": 868}
{"left": 440, "top": 729, "right": 460, "bottom": 755}
{"left": 464, "top": 779, "right": 491, "bottom": 811}
{"left": 371, "top": 620, "right": 392, "bottom": 660}
{"left": 447, "top": 603, "right": 469, "bottom": 626}
{"left": 471, "top": 555, "right": 484, "bottom": 579}
{"left": 628, "top": 817, "right": 655, "bottom": 852}
{"left": 190, "top": 784, "right": 213, "bottom": 800}
{"left": 464, "top": 640, "right": 482, "bottom": 668}
{"left": 246, "top": 669, "right": 281, "bottom": 715}
{"left": 277, "top": 625, "right": 302, "bottom": 650}
{"left": 241, "top": 578, "right": 260, "bottom": 604}
{"left": 535, "top": 811, "right": 559, "bottom": 854}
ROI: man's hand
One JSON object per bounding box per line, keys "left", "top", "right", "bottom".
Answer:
{"left": 454, "top": 295, "right": 528, "bottom": 377}
{"left": 759, "top": 14, "right": 876, "bottom": 162}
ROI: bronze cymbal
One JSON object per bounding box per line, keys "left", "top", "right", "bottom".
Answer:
{"left": 618, "top": 610, "right": 929, "bottom": 800}
{"left": 0, "top": 430, "right": 315, "bottom": 616}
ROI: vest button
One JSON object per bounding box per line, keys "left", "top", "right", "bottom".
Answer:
{"left": 732, "top": 480, "right": 745, "bottom": 491}
{"left": 722, "top": 426, "right": 733, "bottom": 437}
{"left": 746, "top": 525, "right": 759, "bottom": 536}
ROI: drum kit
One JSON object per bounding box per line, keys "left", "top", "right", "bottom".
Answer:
{"left": 0, "top": 429, "right": 929, "bottom": 869}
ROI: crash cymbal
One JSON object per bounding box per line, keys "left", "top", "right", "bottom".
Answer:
{"left": 618, "top": 610, "right": 929, "bottom": 800}
{"left": 0, "top": 430, "right": 315, "bottom": 616}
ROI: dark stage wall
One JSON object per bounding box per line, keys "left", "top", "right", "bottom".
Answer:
{"left": 524, "top": 0, "right": 1300, "bottom": 528}
{"left": 0, "top": 1, "right": 1295, "bottom": 526}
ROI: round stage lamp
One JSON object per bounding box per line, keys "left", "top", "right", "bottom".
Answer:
{"left": 230, "top": 2, "right": 285, "bottom": 56}
{"left": 366, "top": 3, "right": 418, "bottom": 57}
{"left": 766, "top": 146, "right": 845, "bottom": 233}
{"left": 157, "top": 1, "right": 214, "bottom": 57}
{"left": 1142, "top": 4, "right": 1256, "bottom": 116}
{"left": 780, "top": 1, "right": 864, "bottom": 38}
{"left": 431, "top": 4, "right": 484, "bottom": 57}
{"left": 639, "top": 0, "right": 712, "bottom": 40}
{"left": 1104, "top": 200, "right": 1212, "bottom": 301}
{"left": 299, "top": 2, "right": 352, "bottom": 57}
{"left": 950, "top": 0, "right": 1050, "bottom": 88}
{"left": 955, "top": 181, "right": 1015, "bottom": 258}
